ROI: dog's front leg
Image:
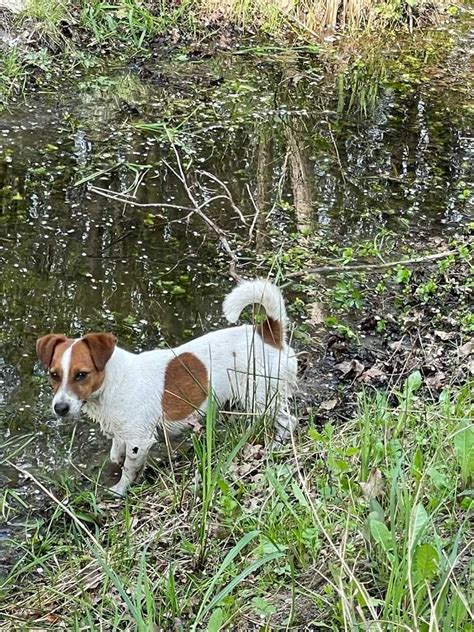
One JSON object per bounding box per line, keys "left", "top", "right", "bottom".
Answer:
{"left": 110, "top": 437, "right": 126, "bottom": 466}
{"left": 272, "top": 404, "right": 298, "bottom": 448}
{"left": 109, "top": 438, "right": 154, "bottom": 497}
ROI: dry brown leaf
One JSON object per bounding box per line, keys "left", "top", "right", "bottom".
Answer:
{"left": 434, "top": 330, "right": 457, "bottom": 341}
{"left": 242, "top": 443, "right": 264, "bottom": 461}
{"left": 319, "top": 398, "right": 338, "bottom": 411}
{"left": 359, "top": 365, "right": 387, "bottom": 383}
{"left": 229, "top": 462, "right": 253, "bottom": 479}
{"left": 359, "top": 468, "right": 384, "bottom": 500}
{"left": 459, "top": 338, "right": 474, "bottom": 358}
{"left": 308, "top": 302, "right": 325, "bottom": 326}
{"left": 41, "top": 614, "right": 62, "bottom": 624}
{"left": 335, "top": 359, "right": 364, "bottom": 376}
{"left": 230, "top": 444, "right": 265, "bottom": 480}
{"left": 426, "top": 371, "right": 446, "bottom": 390}
{"left": 388, "top": 339, "right": 410, "bottom": 352}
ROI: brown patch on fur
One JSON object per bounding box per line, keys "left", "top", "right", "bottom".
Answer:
{"left": 82, "top": 333, "right": 116, "bottom": 371}
{"left": 37, "top": 333, "right": 116, "bottom": 399}
{"left": 257, "top": 317, "right": 283, "bottom": 349}
{"left": 67, "top": 340, "right": 109, "bottom": 400}
{"left": 36, "top": 334, "right": 68, "bottom": 368}
{"left": 46, "top": 338, "right": 74, "bottom": 391}
{"left": 162, "top": 353, "right": 208, "bottom": 421}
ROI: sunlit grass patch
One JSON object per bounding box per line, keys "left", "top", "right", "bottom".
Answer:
{"left": 1, "top": 375, "right": 472, "bottom": 629}
{"left": 24, "top": 0, "right": 68, "bottom": 25}
{"left": 194, "top": 0, "right": 452, "bottom": 37}
{"left": 78, "top": 0, "right": 199, "bottom": 49}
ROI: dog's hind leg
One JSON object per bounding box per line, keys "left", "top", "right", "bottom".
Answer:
{"left": 110, "top": 436, "right": 155, "bottom": 497}
{"left": 110, "top": 437, "right": 126, "bottom": 466}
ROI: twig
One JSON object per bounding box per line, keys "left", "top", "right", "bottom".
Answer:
{"left": 89, "top": 185, "right": 191, "bottom": 213}
{"left": 287, "top": 249, "right": 458, "bottom": 277}
{"left": 198, "top": 170, "right": 248, "bottom": 226}
{"left": 6, "top": 461, "right": 105, "bottom": 553}
{"left": 246, "top": 183, "right": 260, "bottom": 244}
{"left": 168, "top": 142, "right": 242, "bottom": 282}
{"left": 267, "top": 148, "right": 289, "bottom": 220}
{"left": 87, "top": 145, "right": 242, "bottom": 280}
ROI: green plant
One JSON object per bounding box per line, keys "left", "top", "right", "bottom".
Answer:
{"left": 330, "top": 277, "right": 364, "bottom": 310}
{"left": 416, "top": 278, "right": 438, "bottom": 302}
{"left": 395, "top": 264, "right": 411, "bottom": 284}
{"left": 1, "top": 379, "right": 472, "bottom": 628}
{"left": 80, "top": 0, "right": 158, "bottom": 48}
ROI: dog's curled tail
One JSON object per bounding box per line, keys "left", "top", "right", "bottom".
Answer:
{"left": 223, "top": 279, "right": 288, "bottom": 348}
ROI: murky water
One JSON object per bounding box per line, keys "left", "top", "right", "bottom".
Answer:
{"left": 0, "top": 22, "right": 472, "bottom": 571}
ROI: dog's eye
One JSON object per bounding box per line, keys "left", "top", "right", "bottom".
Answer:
{"left": 75, "top": 372, "right": 88, "bottom": 382}
{"left": 49, "top": 371, "right": 60, "bottom": 382}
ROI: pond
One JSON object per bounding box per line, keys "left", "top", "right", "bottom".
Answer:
{"left": 0, "top": 23, "right": 472, "bottom": 573}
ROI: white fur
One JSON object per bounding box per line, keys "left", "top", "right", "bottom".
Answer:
{"left": 54, "top": 280, "right": 298, "bottom": 496}
{"left": 53, "top": 340, "right": 83, "bottom": 417}
{"left": 223, "top": 278, "right": 287, "bottom": 326}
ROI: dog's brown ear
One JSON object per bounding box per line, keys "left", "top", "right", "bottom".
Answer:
{"left": 36, "top": 334, "right": 68, "bottom": 369}
{"left": 83, "top": 333, "right": 117, "bottom": 371}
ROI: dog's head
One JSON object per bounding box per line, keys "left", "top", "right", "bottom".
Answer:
{"left": 36, "top": 333, "right": 116, "bottom": 418}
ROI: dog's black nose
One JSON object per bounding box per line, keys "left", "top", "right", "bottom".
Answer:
{"left": 54, "top": 402, "right": 70, "bottom": 417}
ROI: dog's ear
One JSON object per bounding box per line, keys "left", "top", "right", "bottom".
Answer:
{"left": 83, "top": 333, "right": 117, "bottom": 371}
{"left": 36, "top": 334, "right": 68, "bottom": 369}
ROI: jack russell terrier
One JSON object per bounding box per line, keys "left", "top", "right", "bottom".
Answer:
{"left": 36, "top": 279, "right": 298, "bottom": 496}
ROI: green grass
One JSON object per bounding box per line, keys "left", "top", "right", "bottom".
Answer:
{"left": 1, "top": 376, "right": 472, "bottom": 629}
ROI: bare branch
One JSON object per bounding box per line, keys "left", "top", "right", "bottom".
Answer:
{"left": 287, "top": 250, "right": 458, "bottom": 278}
{"left": 168, "top": 143, "right": 242, "bottom": 281}
{"left": 245, "top": 183, "right": 260, "bottom": 244}
{"left": 198, "top": 170, "right": 248, "bottom": 226}
{"left": 89, "top": 185, "right": 191, "bottom": 214}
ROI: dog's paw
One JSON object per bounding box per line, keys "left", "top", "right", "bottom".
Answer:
{"left": 109, "top": 481, "right": 128, "bottom": 498}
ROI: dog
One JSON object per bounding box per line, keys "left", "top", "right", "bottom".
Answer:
{"left": 36, "top": 279, "right": 298, "bottom": 496}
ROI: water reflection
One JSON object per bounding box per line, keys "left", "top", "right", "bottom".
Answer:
{"left": 0, "top": 45, "right": 471, "bottom": 526}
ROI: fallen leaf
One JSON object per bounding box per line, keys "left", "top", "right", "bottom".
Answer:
{"left": 230, "top": 444, "right": 265, "bottom": 480}
{"left": 467, "top": 359, "right": 474, "bottom": 375}
{"left": 388, "top": 339, "right": 410, "bottom": 352}
{"left": 42, "top": 614, "right": 62, "bottom": 624}
{"left": 319, "top": 398, "right": 338, "bottom": 411}
{"left": 297, "top": 351, "right": 311, "bottom": 376}
{"left": 434, "top": 330, "right": 457, "bottom": 341}
{"left": 401, "top": 311, "right": 423, "bottom": 326}
{"left": 360, "top": 365, "right": 387, "bottom": 383}
{"left": 426, "top": 372, "right": 446, "bottom": 390}
{"left": 335, "top": 359, "right": 365, "bottom": 376}
{"left": 360, "top": 468, "right": 384, "bottom": 500}
{"left": 229, "top": 462, "right": 253, "bottom": 479}
{"left": 459, "top": 338, "right": 474, "bottom": 358}
{"left": 242, "top": 443, "right": 264, "bottom": 461}
{"left": 308, "top": 302, "right": 325, "bottom": 326}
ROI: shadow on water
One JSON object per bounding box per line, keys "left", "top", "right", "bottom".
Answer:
{"left": 0, "top": 22, "right": 472, "bottom": 571}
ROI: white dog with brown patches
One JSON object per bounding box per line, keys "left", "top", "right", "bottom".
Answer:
{"left": 36, "top": 279, "right": 298, "bottom": 496}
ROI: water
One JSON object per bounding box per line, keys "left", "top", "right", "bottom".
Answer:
{"left": 0, "top": 22, "right": 472, "bottom": 570}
